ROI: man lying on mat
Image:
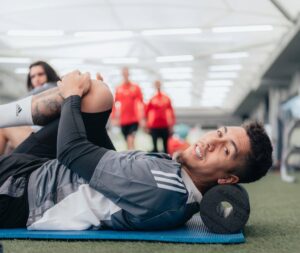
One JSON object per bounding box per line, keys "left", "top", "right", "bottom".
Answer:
{"left": 0, "top": 71, "right": 273, "bottom": 230}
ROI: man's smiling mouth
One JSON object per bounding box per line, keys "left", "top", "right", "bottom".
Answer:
{"left": 195, "top": 144, "right": 204, "bottom": 159}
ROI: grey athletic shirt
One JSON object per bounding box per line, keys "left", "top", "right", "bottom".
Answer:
{"left": 27, "top": 151, "right": 202, "bottom": 230}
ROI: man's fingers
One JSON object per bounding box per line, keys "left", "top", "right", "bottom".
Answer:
{"left": 82, "top": 72, "right": 91, "bottom": 82}
{"left": 72, "top": 70, "right": 81, "bottom": 75}
{"left": 96, "top": 72, "right": 103, "bottom": 81}
{"left": 61, "top": 70, "right": 80, "bottom": 81}
{"left": 83, "top": 72, "right": 91, "bottom": 78}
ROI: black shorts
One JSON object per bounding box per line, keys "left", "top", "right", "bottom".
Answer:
{"left": 150, "top": 127, "right": 170, "bottom": 138}
{"left": 121, "top": 122, "right": 138, "bottom": 139}
{"left": 0, "top": 153, "right": 48, "bottom": 228}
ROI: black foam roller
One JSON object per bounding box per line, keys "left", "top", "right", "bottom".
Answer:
{"left": 199, "top": 184, "right": 250, "bottom": 234}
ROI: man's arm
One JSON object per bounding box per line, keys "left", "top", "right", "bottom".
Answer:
{"left": 31, "top": 87, "right": 64, "bottom": 126}
{"left": 0, "top": 70, "right": 110, "bottom": 128}
{"left": 110, "top": 87, "right": 120, "bottom": 126}
{"left": 32, "top": 71, "right": 109, "bottom": 125}
{"left": 167, "top": 98, "right": 176, "bottom": 128}
{"left": 0, "top": 87, "right": 65, "bottom": 128}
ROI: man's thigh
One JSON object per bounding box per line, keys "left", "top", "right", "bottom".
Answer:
{"left": 0, "top": 129, "right": 6, "bottom": 154}
{"left": 3, "top": 127, "right": 33, "bottom": 149}
{"left": 122, "top": 123, "right": 138, "bottom": 138}
{"left": 14, "top": 110, "right": 115, "bottom": 158}
{"left": 82, "top": 110, "right": 115, "bottom": 150}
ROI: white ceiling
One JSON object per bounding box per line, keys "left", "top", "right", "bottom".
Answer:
{"left": 0, "top": 0, "right": 299, "bottom": 113}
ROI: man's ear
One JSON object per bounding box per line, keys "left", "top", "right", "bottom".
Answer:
{"left": 217, "top": 174, "right": 239, "bottom": 185}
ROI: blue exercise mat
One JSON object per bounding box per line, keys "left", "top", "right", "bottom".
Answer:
{"left": 0, "top": 216, "right": 245, "bottom": 244}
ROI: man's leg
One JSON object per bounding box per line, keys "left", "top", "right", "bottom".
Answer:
{"left": 13, "top": 80, "right": 114, "bottom": 158}
{"left": 0, "top": 79, "right": 113, "bottom": 128}
{"left": 126, "top": 123, "right": 138, "bottom": 150}
{"left": 31, "top": 81, "right": 113, "bottom": 125}
{"left": 0, "top": 129, "right": 7, "bottom": 154}
{"left": 121, "top": 124, "right": 135, "bottom": 150}
{"left": 13, "top": 119, "right": 59, "bottom": 158}
{"left": 1, "top": 127, "right": 32, "bottom": 149}
{"left": 82, "top": 111, "right": 115, "bottom": 150}
{"left": 160, "top": 128, "right": 169, "bottom": 154}
{"left": 55, "top": 71, "right": 114, "bottom": 180}
{"left": 150, "top": 128, "right": 158, "bottom": 152}
{"left": 57, "top": 95, "right": 110, "bottom": 181}
{"left": 127, "top": 134, "right": 135, "bottom": 150}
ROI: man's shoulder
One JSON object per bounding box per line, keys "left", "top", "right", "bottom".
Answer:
{"left": 160, "top": 93, "right": 171, "bottom": 101}
{"left": 131, "top": 83, "right": 140, "bottom": 88}
{"left": 115, "top": 84, "right": 123, "bottom": 92}
{"left": 116, "top": 83, "right": 140, "bottom": 93}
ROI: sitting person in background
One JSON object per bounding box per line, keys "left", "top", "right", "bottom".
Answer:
{"left": 0, "top": 71, "right": 273, "bottom": 231}
{"left": 0, "top": 61, "right": 60, "bottom": 154}
{"left": 27, "top": 61, "right": 60, "bottom": 95}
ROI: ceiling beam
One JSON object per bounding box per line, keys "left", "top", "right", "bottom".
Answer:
{"left": 270, "top": 0, "right": 297, "bottom": 24}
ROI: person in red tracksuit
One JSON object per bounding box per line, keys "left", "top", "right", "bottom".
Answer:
{"left": 145, "top": 80, "right": 175, "bottom": 153}
{"left": 111, "top": 67, "right": 144, "bottom": 150}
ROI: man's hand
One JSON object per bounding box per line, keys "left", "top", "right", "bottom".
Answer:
{"left": 96, "top": 72, "right": 104, "bottom": 81}
{"left": 57, "top": 70, "right": 91, "bottom": 98}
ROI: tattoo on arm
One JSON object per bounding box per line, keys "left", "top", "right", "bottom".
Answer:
{"left": 31, "top": 88, "right": 65, "bottom": 125}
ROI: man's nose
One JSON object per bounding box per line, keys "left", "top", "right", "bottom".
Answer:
{"left": 207, "top": 142, "right": 215, "bottom": 152}
{"left": 207, "top": 138, "right": 225, "bottom": 151}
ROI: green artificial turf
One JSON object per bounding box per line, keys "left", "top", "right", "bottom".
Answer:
{"left": 2, "top": 172, "right": 300, "bottom": 253}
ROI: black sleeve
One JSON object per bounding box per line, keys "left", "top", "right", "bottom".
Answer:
{"left": 57, "top": 95, "right": 108, "bottom": 181}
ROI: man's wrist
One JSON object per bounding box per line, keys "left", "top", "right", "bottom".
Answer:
{"left": 62, "top": 89, "right": 83, "bottom": 98}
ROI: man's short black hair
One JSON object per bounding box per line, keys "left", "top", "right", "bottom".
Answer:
{"left": 235, "top": 121, "right": 273, "bottom": 183}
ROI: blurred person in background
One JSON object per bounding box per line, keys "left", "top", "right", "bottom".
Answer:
{"left": 111, "top": 67, "right": 144, "bottom": 150}
{"left": 27, "top": 61, "right": 60, "bottom": 94}
{"left": 145, "top": 80, "right": 175, "bottom": 153}
{"left": 0, "top": 61, "right": 60, "bottom": 154}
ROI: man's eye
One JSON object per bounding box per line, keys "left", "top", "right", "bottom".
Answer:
{"left": 224, "top": 147, "right": 229, "bottom": 156}
{"left": 217, "top": 130, "right": 222, "bottom": 137}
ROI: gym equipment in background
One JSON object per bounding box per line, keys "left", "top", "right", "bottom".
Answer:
{"left": 280, "top": 95, "right": 300, "bottom": 183}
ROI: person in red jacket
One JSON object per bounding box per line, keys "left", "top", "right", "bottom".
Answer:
{"left": 111, "top": 67, "right": 144, "bottom": 150}
{"left": 145, "top": 80, "right": 175, "bottom": 153}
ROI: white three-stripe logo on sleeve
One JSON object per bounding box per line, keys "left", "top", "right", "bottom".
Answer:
{"left": 151, "top": 170, "right": 187, "bottom": 194}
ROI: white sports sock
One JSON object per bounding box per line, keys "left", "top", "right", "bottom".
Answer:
{"left": 0, "top": 96, "right": 33, "bottom": 128}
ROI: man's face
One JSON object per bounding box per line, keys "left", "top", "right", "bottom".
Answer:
{"left": 154, "top": 80, "right": 161, "bottom": 90}
{"left": 30, "top": 65, "right": 47, "bottom": 88}
{"left": 181, "top": 126, "right": 251, "bottom": 184}
{"left": 122, "top": 67, "right": 129, "bottom": 81}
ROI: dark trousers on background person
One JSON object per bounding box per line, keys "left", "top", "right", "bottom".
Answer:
{"left": 150, "top": 127, "right": 169, "bottom": 153}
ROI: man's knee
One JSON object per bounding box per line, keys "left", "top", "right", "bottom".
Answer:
{"left": 81, "top": 80, "right": 113, "bottom": 113}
